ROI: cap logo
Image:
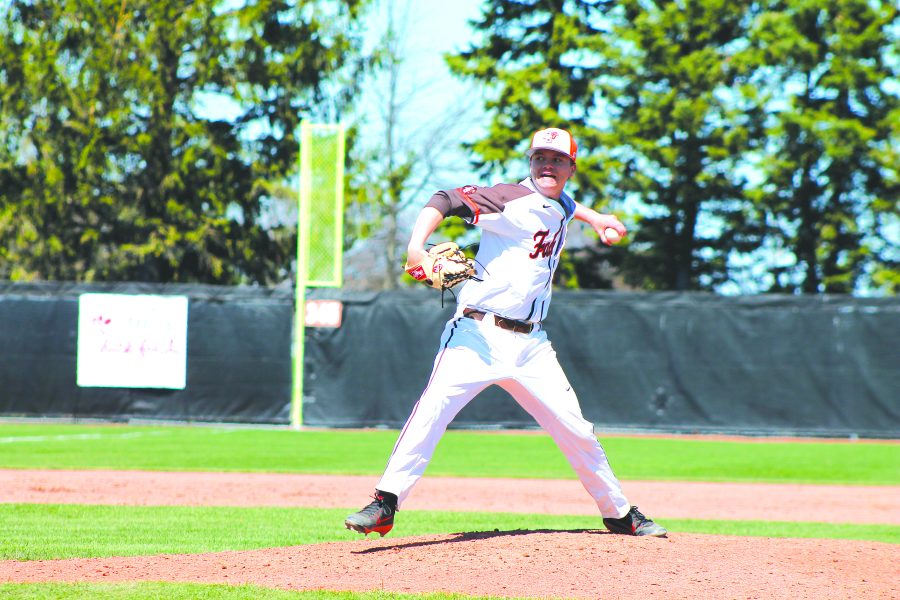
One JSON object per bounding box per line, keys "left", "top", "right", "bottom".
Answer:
{"left": 540, "top": 131, "right": 559, "bottom": 143}
{"left": 527, "top": 127, "right": 577, "bottom": 161}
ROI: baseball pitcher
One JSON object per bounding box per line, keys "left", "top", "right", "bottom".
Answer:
{"left": 345, "top": 127, "right": 667, "bottom": 538}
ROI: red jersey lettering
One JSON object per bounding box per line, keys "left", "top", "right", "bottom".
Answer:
{"left": 530, "top": 229, "right": 560, "bottom": 259}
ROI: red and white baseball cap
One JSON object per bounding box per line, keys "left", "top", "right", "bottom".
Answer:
{"left": 526, "top": 127, "right": 577, "bottom": 162}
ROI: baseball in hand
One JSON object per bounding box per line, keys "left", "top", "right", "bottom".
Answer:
{"left": 604, "top": 227, "right": 622, "bottom": 244}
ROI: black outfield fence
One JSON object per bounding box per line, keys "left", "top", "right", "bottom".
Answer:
{"left": 1, "top": 281, "right": 898, "bottom": 438}
{"left": 0, "top": 281, "right": 293, "bottom": 424}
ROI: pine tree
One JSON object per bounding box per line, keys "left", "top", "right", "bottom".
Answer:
{"left": 448, "top": 0, "right": 765, "bottom": 291}
{"left": 446, "top": 0, "right": 627, "bottom": 287}
{"left": 0, "top": 0, "right": 369, "bottom": 284}
{"left": 586, "top": 0, "right": 765, "bottom": 291}
{"left": 745, "top": 0, "right": 899, "bottom": 294}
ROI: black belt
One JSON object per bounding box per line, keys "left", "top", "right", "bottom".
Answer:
{"left": 462, "top": 308, "right": 535, "bottom": 334}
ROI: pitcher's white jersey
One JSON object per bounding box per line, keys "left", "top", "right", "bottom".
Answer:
{"left": 425, "top": 177, "right": 576, "bottom": 323}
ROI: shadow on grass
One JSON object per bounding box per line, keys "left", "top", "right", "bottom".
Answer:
{"left": 351, "top": 528, "right": 611, "bottom": 553}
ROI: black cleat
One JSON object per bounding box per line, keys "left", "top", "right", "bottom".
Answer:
{"left": 344, "top": 491, "right": 396, "bottom": 537}
{"left": 603, "top": 505, "right": 668, "bottom": 537}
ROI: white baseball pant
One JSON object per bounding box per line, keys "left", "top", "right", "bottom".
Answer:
{"left": 376, "top": 314, "right": 632, "bottom": 519}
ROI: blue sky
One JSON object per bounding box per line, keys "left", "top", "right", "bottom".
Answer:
{"left": 356, "top": 0, "right": 491, "bottom": 188}
{"left": 386, "top": 0, "right": 485, "bottom": 72}
{"left": 196, "top": 1, "right": 486, "bottom": 127}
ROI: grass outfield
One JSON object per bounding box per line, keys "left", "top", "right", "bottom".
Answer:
{"left": 0, "top": 423, "right": 897, "bottom": 485}
{"left": 2, "top": 503, "right": 897, "bottom": 562}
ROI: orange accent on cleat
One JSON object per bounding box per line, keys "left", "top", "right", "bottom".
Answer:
{"left": 344, "top": 493, "right": 396, "bottom": 537}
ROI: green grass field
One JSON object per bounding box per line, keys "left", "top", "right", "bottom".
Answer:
{"left": 1, "top": 423, "right": 896, "bottom": 484}
{"left": 1, "top": 422, "right": 897, "bottom": 599}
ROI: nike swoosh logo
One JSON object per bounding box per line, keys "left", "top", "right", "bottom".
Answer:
{"left": 543, "top": 204, "right": 552, "bottom": 208}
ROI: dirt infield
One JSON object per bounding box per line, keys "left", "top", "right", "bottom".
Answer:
{"left": 3, "top": 469, "right": 900, "bottom": 524}
{"left": 1, "top": 469, "right": 898, "bottom": 599}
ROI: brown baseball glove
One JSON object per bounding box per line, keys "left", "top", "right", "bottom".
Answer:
{"left": 404, "top": 242, "right": 477, "bottom": 291}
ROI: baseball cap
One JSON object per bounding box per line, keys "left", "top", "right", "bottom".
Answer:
{"left": 526, "top": 127, "right": 577, "bottom": 162}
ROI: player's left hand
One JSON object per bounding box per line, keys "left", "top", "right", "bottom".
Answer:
{"left": 404, "top": 242, "right": 477, "bottom": 290}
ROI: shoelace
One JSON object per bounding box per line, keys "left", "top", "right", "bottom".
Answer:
{"left": 360, "top": 495, "right": 394, "bottom": 517}
{"left": 630, "top": 506, "right": 648, "bottom": 522}
{"left": 359, "top": 497, "right": 383, "bottom": 515}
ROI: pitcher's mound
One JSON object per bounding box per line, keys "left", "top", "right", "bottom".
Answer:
{"left": 2, "top": 530, "right": 896, "bottom": 599}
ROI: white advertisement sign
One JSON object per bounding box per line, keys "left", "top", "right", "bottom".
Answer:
{"left": 305, "top": 300, "right": 343, "bottom": 328}
{"left": 76, "top": 293, "right": 189, "bottom": 389}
